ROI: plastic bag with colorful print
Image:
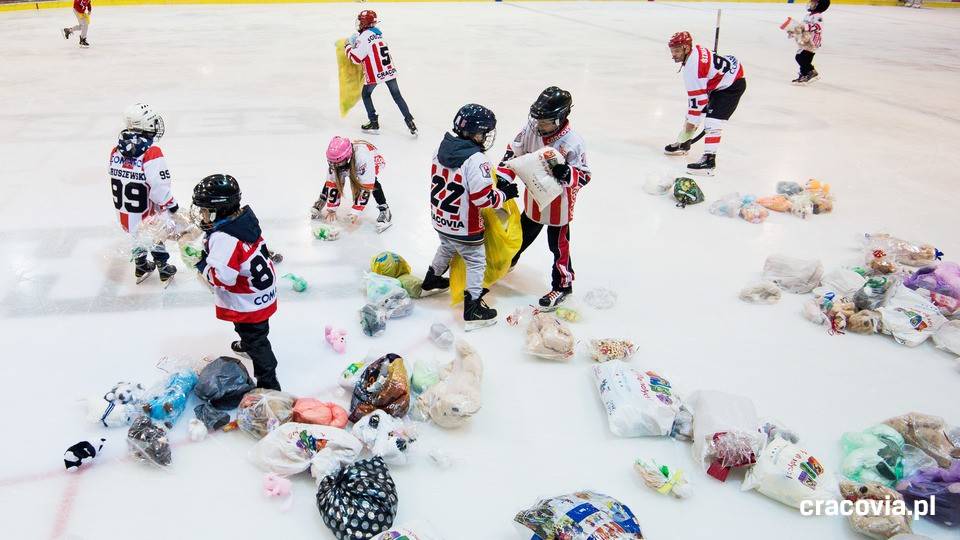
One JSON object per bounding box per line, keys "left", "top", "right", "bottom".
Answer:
{"left": 514, "top": 491, "right": 644, "bottom": 539}
{"left": 593, "top": 361, "right": 682, "bottom": 437}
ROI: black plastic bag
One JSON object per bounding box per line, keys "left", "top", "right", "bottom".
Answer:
{"left": 194, "top": 403, "right": 231, "bottom": 431}
{"left": 316, "top": 457, "right": 398, "bottom": 539}
{"left": 194, "top": 357, "right": 255, "bottom": 410}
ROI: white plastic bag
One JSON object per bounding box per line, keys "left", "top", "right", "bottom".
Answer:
{"left": 686, "top": 390, "right": 764, "bottom": 474}
{"left": 742, "top": 436, "right": 837, "bottom": 508}
{"left": 592, "top": 361, "right": 682, "bottom": 437}
{"left": 762, "top": 255, "right": 824, "bottom": 293}
{"left": 351, "top": 410, "right": 417, "bottom": 466}
{"left": 878, "top": 284, "right": 947, "bottom": 347}
{"left": 820, "top": 268, "right": 866, "bottom": 298}
{"left": 248, "top": 422, "right": 362, "bottom": 480}
{"left": 932, "top": 320, "right": 960, "bottom": 356}
{"left": 504, "top": 147, "right": 564, "bottom": 208}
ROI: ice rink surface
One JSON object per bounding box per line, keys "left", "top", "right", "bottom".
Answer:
{"left": 1, "top": 2, "right": 959, "bottom": 538}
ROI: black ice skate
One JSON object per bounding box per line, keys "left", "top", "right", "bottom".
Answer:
{"left": 687, "top": 154, "right": 716, "bottom": 176}
{"left": 231, "top": 341, "right": 250, "bottom": 359}
{"left": 375, "top": 204, "right": 393, "bottom": 233}
{"left": 792, "top": 70, "right": 819, "bottom": 85}
{"left": 464, "top": 289, "right": 497, "bottom": 331}
{"left": 268, "top": 249, "right": 283, "bottom": 264}
{"left": 539, "top": 289, "right": 571, "bottom": 310}
{"left": 63, "top": 28, "right": 72, "bottom": 39}
{"left": 79, "top": 37, "right": 89, "bottom": 48}
{"left": 664, "top": 141, "right": 691, "bottom": 156}
{"left": 419, "top": 267, "right": 449, "bottom": 297}
{"left": 158, "top": 263, "right": 177, "bottom": 287}
{"left": 405, "top": 118, "right": 418, "bottom": 137}
{"left": 361, "top": 119, "right": 380, "bottom": 134}
{"left": 135, "top": 260, "right": 157, "bottom": 284}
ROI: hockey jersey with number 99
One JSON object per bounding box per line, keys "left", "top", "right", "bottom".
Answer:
{"left": 682, "top": 45, "right": 745, "bottom": 124}
{"left": 346, "top": 28, "right": 398, "bottom": 85}
{"left": 109, "top": 145, "right": 177, "bottom": 234}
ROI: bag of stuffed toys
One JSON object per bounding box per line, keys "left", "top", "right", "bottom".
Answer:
{"left": 673, "top": 177, "right": 704, "bottom": 208}
{"left": 855, "top": 276, "right": 895, "bottom": 311}
{"left": 416, "top": 340, "right": 483, "bottom": 429}
{"left": 819, "top": 268, "right": 867, "bottom": 298}
{"left": 708, "top": 192, "right": 746, "bottom": 218}
{"left": 904, "top": 262, "right": 960, "bottom": 317}
{"left": 351, "top": 410, "right": 417, "bottom": 465}
{"left": 762, "top": 255, "right": 823, "bottom": 293}
{"left": 317, "top": 457, "right": 399, "bottom": 540}
{"left": 686, "top": 390, "right": 765, "bottom": 481}
{"left": 525, "top": 313, "right": 575, "bottom": 361}
{"left": 588, "top": 338, "right": 636, "bottom": 362}
{"left": 896, "top": 460, "right": 960, "bottom": 528}
{"left": 878, "top": 284, "right": 947, "bottom": 347}
{"left": 293, "top": 398, "right": 349, "bottom": 428}
{"left": 739, "top": 282, "right": 781, "bottom": 304}
{"left": 932, "top": 320, "right": 960, "bottom": 355}
{"left": 593, "top": 361, "right": 683, "bottom": 437}
{"left": 350, "top": 354, "right": 410, "bottom": 423}
{"left": 840, "top": 424, "right": 905, "bottom": 487}
{"left": 142, "top": 369, "right": 198, "bottom": 427}
{"left": 249, "top": 422, "right": 363, "bottom": 479}
{"left": 514, "top": 491, "right": 644, "bottom": 539}
{"left": 883, "top": 412, "right": 960, "bottom": 468}
{"left": 194, "top": 356, "right": 255, "bottom": 410}
{"left": 504, "top": 146, "right": 564, "bottom": 209}
{"left": 360, "top": 304, "right": 388, "bottom": 337}
{"left": 86, "top": 381, "right": 146, "bottom": 427}
{"left": 741, "top": 435, "right": 837, "bottom": 508}
{"left": 364, "top": 273, "right": 414, "bottom": 319}
{"left": 237, "top": 389, "right": 296, "bottom": 439}
{"left": 864, "top": 233, "right": 942, "bottom": 269}
{"left": 839, "top": 479, "right": 913, "bottom": 539}
{"left": 127, "top": 415, "right": 172, "bottom": 467}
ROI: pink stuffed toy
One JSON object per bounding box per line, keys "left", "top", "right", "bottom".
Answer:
{"left": 292, "top": 398, "right": 349, "bottom": 428}
{"left": 324, "top": 325, "right": 347, "bottom": 354}
{"left": 262, "top": 472, "right": 293, "bottom": 511}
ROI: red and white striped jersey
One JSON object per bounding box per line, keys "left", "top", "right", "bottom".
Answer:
{"left": 501, "top": 120, "right": 590, "bottom": 226}
{"left": 201, "top": 227, "right": 278, "bottom": 324}
{"left": 797, "top": 13, "right": 823, "bottom": 52}
{"left": 682, "top": 45, "right": 745, "bottom": 125}
{"left": 108, "top": 145, "right": 177, "bottom": 234}
{"left": 323, "top": 141, "right": 384, "bottom": 213}
{"left": 345, "top": 28, "right": 398, "bottom": 86}
{"left": 430, "top": 147, "right": 508, "bottom": 243}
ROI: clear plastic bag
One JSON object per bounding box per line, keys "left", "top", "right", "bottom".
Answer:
{"left": 634, "top": 459, "right": 693, "bottom": 499}
{"left": 416, "top": 341, "right": 483, "bottom": 429}
{"left": 593, "top": 361, "right": 682, "bottom": 437}
{"left": 742, "top": 436, "right": 836, "bottom": 508}
{"left": 317, "top": 457, "right": 399, "bottom": 540}
{"left": 739, "top": 282, "right": 781, "bottom": 304}
{"left": 864, "top": 233, "right": 941, "bottom": 268}
{"left": 127, "top": 415, "right": 172, "bottom": 467}
{"left": 142, "top": 370, "right": 198, "bottom": 427}
{"left": 359, "top": 304, "right": 387, "bottom": 337}
{"left": 776, "top": 181, "right": 803, "bottom": 196}
{"left": 525, "top": 313, "right": 575, "bottom": 361}
{"left": 739, "top": 203, "right": 769, "bottom": 224}
{"left": 194, "top": 357, "right": 254, "bottom": 410}
{"left": 762, "top": 255, "right": 824, "bottom": 293}
{"left": 883, "top": 412, "right": 960, "bottom": 468}
{"left": 237, "top": 389, "right": 296, "bottom": 439}
{"left": 708, "top": 192, "right": 743, "bottom": 218}
{"left": 839, "top": 480, "right": 913, "bottom": 539}
{"left": 686, "top": 390, "right": 764, "bottom": 480}
{"left": 365, "top": 273, "right": 407, "bottom": 305}
{"left": 757, "top": 195, "right": 792, "bottom": 213}
{"left": 349, "top": 354, "right": 410, "bottom": 423}
{"left": 587, "top": 338, "right": 636, "bottom": 362}
{"left": 840, "top": 424, "right": 905, "bottom": 486}
{"left": 854, "top": 276, "right": 895, "bottom": 311}
{"left": 428, "top": 323, "right": 454, "bottom": 349}
{"left": 583, "top": 287, "right": 617, "bottom": 309}
{"left": 514, "top": 491, "right": 644, "bottom": 540}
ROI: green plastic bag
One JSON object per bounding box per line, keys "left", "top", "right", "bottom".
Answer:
{"left": 673, "top": 177, "right": 704, "bottom": 208}
{"left": 840, "top": 424, "right": 905, "bottom": 487}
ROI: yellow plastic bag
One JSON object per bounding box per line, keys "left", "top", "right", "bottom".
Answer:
{"left": 335, "top": 39, "right": 364, "bottom": 118}
{"left": 370, "top": 251, "right": 412, "bottom": 278}
{"left": 449, "top": 197, "right": 522, "bottom": 306}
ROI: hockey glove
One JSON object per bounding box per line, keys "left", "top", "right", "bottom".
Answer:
{"left": 499, "top": 181, "right": 520, "bottom": 200}
{"left": 167, "top": 204, "right": 179, "bottom": 214}
{"left": 195, "top": 250, "right": 208, "bottom": 274}
{"left": 551, "top": 164, "right": 572, "bottom": 185}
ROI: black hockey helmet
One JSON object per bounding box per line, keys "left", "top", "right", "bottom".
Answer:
{"left": 530, "top": 86, "right": 573, "bottom": 122}
{"left": 808, "top": 0, "right": 830, "bottom": 13}
{"left": 453, "top": 103, "right": 497, "bottom": 150}
{"left": 191, "top": 174, "right": 242, "bottom": 230}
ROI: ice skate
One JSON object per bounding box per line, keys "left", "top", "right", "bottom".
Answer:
{"left": 464, "top": 289, "right": 497, "bottom": 331}
{"left": 310, "top": 199, "right": 325, "bottom": 220}
{"left": 361, "top": 119, "right": 380, "bottom": 134}
{"left": 135, "top": 260, "right": 157, "bottom": 284}
{"left": 231, "top": 341, "right": 250, "bottom": 359}
{"left": 63, "top": 28, "right": 72, "bottom": 39}
{"left": 664, "top": 141, "right": 691, "bottom": 156}
{"left": 79, "top": 37, "right": 90, "bottom": 48}
{"left": 405, "top": 118, "right": 418, "bottom": 137}
{"left": 419, "top": 267, "right": 449, "bottom": 297}
{"left": 538, "top": 289, "right": 571, "bottom": 310}
{"left": 375, "top": 204, "right": 393, "bottom": 233}
{"left": 158, "top": 263, "right": 177, "bottom": 288}
{"left": 792, "top": 70, "right": 819, "bottom": 85}
{"left": 686, "top": 154, "right": 716, "bottom": 176}
{"left": 268, "top": 250, "right": 283, "bottom": 264}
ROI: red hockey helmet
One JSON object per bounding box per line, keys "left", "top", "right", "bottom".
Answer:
{"left": 357, "top": 10, "right": 378, "bottom": 31}
{"left": 668, "top": 31, "right": 692, "bottom": 48}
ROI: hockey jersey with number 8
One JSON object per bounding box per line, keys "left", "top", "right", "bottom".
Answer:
{"left": 200, "top": 207, "right": 278, "bottom": 323}
{"left": 345, "top": 27, "right": 398, "bottom": 85}
{"left": 109, "top": 145, "right": 176, "bottom": 235}
{"left": 683, "top": 45, "right": 745, "bottom": 124}
{"left": 322, "top": 141, "right": 384, "bottom": 213}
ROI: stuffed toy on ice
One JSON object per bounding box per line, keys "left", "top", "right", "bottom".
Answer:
{"left": 525, "top": 313, "right": 575, "bottom": 361}
{"left": 884, "top": 412, "right": 960, "bottom": 468}
{"left": 351, "top": 409, "right": 417, "bottom": 465}
{"left": 839, "top": 480, "right": 913, "bottom": 539}
{"left": 86, "top": 381, "right": 146, "bottom": 427}
{"left": 64, "top": 438, "right": 105, "bottom": 471}
{"left": 324, "top": 326, "right": 347, "bottom": 354}
{"left": 416, "top": 340, "right": 482, "bottom": 429}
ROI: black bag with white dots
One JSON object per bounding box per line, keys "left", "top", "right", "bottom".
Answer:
{"left": 316, "top": 457, "right": 398, "bottom": 539}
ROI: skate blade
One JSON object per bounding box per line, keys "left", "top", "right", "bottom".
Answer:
{"left": 418, "top": 287, "right": 448, "bottom": 298}
{"left": 361, "top": 129, "right": 380, "bottom": 135}
{"left": 687, "top": 168, "right": 715, "bottom": 177}
{"left": 664, "top": 150, "right": 688, "bottom": 156}
{"left": 465, "top": 318, "right": 497, "bottom": 332}
{"left": 135, "top": 271, "right": 154, "bottom": 284}
{"left": 375, "top": 221, "right": 393, "bottom": 234}
{"left": 161, "top": 277, "right": 174, "bottom": 288}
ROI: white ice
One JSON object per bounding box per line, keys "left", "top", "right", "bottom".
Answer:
{"left": 1, "top": 2, "right": 959, "bottom": 539}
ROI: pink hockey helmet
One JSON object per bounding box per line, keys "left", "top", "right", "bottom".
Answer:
{"left": 326, "top": 136, "right": 353, "bottom": 166}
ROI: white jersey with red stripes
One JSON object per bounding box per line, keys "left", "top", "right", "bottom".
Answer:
{"left": 345, "top": 28, "right": 398, "bottom": 85}
{"left": 323, "top": 141, "right": 385, "bottom": 213}
{"left": 201, "top": 228, "right": 278, "bottom": 323}
{"left": 797, "top": 13, "right": 823, "bottom": 52}
{"left": 108, "top": 145, "right": 177, "bottom": 234}
{"left": 504, "top": 120, "right": 590, "bottom": 226}
{"left": 682, "top": 44, "right": 745, "bottom": 124}
{"left": 430, "top": 149, "right": 506, "bottom": 243}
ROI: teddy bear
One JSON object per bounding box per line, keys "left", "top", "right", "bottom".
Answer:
{"left": 839, "top": 479, "right": 912, "bottom": 539}
{"left": 86, "top": 381, "right": 146, "bottom": 428}
{"left": 416, "top": 340, "right": 483, "bottom": 429}
{"left": 324, "top": 325, "right": 347, "bottom": 354}
{"left": 848, "top": 310, "right": 882, "bottom": 334}
{"left": 884, "top": 412, "right": 960, "bottom": 468}
{"left": 525, "top": 313, "right": 575, "bottom": 361}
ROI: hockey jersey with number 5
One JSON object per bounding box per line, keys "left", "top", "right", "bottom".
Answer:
{"left": 345, "top": 27, "right": 398, "bottom": 85}
{"left": 108, "top": 144, "right": 177, "bottom": 234}
{"left": 198, "top": 207, "right": 278, "bottom": 323}
{"left": 322, "top": 141, "right": 384, "bottom": 213}
{"left": 682, "top": 45, "right": 745, "bottom": 124}
{"left": 501, "top": 120, "right": 590, "bottom": 227}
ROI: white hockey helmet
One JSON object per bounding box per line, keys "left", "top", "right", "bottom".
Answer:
{"left": 123, "top": 103, "right": 165, "bottom": 139}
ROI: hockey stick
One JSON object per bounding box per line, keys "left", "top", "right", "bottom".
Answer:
{"left": 713, "top": 9, "right": 721, "bottom": 53}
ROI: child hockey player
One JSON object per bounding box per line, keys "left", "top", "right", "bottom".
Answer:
{"left": 62, "top": 0, "right": 92, "bottom": 48}
{"left": 420, "top": 104, "right": 520, "bottom": 330}
{"left": 663, "top": 31, "right": 747, "bottom": 176}
{"left": 783, "top": 0, "right": 830, "bottom": 84}
{"left": 345, "top": 10, "right": 417, "bottom": 136}
{"left": 109, "top": 103, "right": 178, "bottom": 284}
{"left": 311, "top": 136, "right": 393, "bottom": 233}
{"left": 500, "top": 87, "right": 590, "bottom": 309}
{"left": 192, "top": 174, "right": 282, "bottom": 391}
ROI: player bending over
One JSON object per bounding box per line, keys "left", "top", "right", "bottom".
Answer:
{"left": 109, "top": 103, "right": 178, "bottom": 284}
{"left": 420, "top": 104, "right": 520, "bottom": 331}
{"left": 500, "top": 87, "right": 590, "bottom": 310}
{"left": 62, "top": 0, "right": 91, "bottom": 48}
{"left": 345, "top": 10, "right": 417, "bottom": 136}
{"left": 192, "top": 174, "right": 282, "bottom": 391}
{"left": 312, "top": 136, "right": 393, "bottom": 233}
{"left": 785, "top": 0, "right": 830, "bottom": 84}
{"left": 664, "top": 31, "right": 746, "bottom": 176}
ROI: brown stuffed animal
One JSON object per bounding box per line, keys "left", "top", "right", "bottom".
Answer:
{"left": 848, "top": 310, "right": 881, "bottom": 334}
{"left": 884, "top": 412, "right": 960, "bottom": 468}
{"left": 839, "top": 480, "right": 912, "bottom": 539}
